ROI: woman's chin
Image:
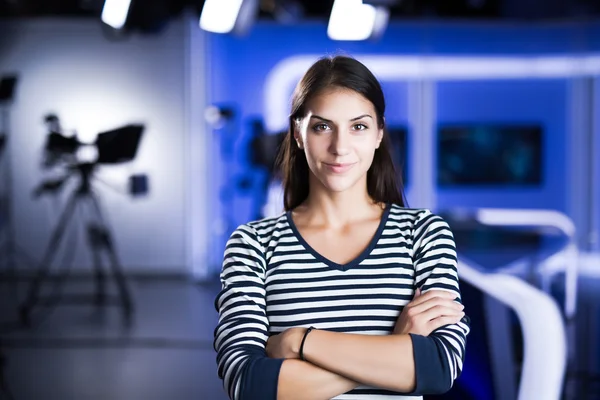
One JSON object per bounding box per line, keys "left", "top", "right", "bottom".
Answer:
{"left": 318, "top": 176, "right": 360, "bottom": 193}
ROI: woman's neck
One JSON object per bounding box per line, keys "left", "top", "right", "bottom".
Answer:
{"left": 296, "top": 185, "right": 385, "bottom": 229}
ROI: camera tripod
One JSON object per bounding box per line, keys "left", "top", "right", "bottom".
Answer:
{"left": 19, "top": 162, "right": 134, "bottom": 326}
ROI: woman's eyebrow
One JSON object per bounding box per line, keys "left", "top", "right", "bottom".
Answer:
{"left": 350, "top": 114, "right": 373, "bottom": 121}
{"left": 310, "top": 115, "right": 332, "bottom": 123}
{"left": 310, "top": 114, "right": 373, "bottom": 122}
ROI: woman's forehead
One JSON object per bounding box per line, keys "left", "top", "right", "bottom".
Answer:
{"left": 305, "top": 88, "right": 375, "bottom": 115}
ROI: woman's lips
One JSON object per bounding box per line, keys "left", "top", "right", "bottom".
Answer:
{"left": 324, "top": 162, "right": 356, "bottom": 173}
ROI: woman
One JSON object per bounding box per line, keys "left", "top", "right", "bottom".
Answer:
{"left": 214, "top": 55, "right": 470, "bottom": 400}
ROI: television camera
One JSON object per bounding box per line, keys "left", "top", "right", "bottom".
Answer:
{"left": 20, "top": 114, "right": 145, "bottom": 326}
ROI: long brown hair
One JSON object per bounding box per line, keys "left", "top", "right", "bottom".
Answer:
{"left": 276, "top": 55, "right": 406, "bottom": 211}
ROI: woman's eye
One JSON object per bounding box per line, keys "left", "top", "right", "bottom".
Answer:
{"left": 313, "top": 123, "right": 329, "bottom": 132}
{"left": 354, "top": 123, "right": 368, "bottom": 131}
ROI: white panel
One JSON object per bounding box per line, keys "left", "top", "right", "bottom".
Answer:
{"left": 0, "top": 18, "right": 188, "bottom": 273}
{"left": 592, "top": 79, "right": 600, "bottom": 252}
{"left": 567, "top": 78, "right": 595, "bottom": 251}
{"left": 407, "top": 81, "right": 436, "bottom": 210}
{"left": 185, "top": 13, "right": 212, "bottom": 279}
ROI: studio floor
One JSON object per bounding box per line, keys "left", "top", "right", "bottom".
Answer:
{"left": 1, "top": 271, "right": 599, "bottom": 400}
{"left": 1, "top": 278, "right": 228, "bottom": 400}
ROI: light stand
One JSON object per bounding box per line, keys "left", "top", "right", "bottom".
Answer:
{"left": 0, "top": 74, "right": 21, "bottom": 400}
{"left": 0, "top": 76, "right": 36, "bottom": 284}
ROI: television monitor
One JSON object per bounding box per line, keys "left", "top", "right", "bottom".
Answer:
{"left": 437, "top": 124, "right": 543, "bottom": 186}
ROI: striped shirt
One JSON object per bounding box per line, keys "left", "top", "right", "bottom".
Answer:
{"left": 214, "top": 204, "right": 470, "bottom": 399}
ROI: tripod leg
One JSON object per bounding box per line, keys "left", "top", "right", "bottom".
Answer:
{"left": 88, "top": 195, "right": 133, "bottom": 322}
{"left": 88, "top": 225, "right": 106, "bottom": 306}
{"left": 19, "top": 192, "right": 79, "bottom": 325}
{"left": 0, "top": 344, "right": 16, "bottom": 400}
{"left": 103, "top": 230, "right": 133, "bottom": 321}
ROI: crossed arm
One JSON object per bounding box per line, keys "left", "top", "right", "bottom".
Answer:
{"left": 269, "top": 289, "right": 465, "bottom": 399}
{"left": 276, "top": 357, "right": 359, "bottom": 400}
{"left": 273, "top": 324, "right": 415, "bottom": 399}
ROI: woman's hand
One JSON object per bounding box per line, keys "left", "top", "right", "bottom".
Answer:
{"left": 266, "top": 327, "right": 306, "bottom": 359}
{"left": 394, "top": 288, "right": 465, "bottom": 336}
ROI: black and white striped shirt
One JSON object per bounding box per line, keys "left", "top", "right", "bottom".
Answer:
{"left": 214, "top": 204, "right": 470, "bottom": 399}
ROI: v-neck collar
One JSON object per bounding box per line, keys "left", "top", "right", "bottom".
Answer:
{"left": 285, "top": 203, "right": 391, "bottom": 271}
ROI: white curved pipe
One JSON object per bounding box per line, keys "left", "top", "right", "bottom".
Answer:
{"left": 264, "top": 53, "right": 600, "bottom": 132}
{"left": 459, "top": 257, "right": 567, "bottom": 400}
{"left": 474, "top": 208, "right": 578, "bottom": 319}
{"left": 476, "top": 208, "right": 576, "bottom": 237}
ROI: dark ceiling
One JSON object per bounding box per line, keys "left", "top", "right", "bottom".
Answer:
{"left": 1, "top": 0, "right": 599, "bottom": 32}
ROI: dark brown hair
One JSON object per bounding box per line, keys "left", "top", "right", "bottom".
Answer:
{"left": 276, "top": 55, "right": 406, "bottom": 211}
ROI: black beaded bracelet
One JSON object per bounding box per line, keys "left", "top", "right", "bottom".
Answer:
{"left": 299, "top": 326, "right": 316, "bottom": 361}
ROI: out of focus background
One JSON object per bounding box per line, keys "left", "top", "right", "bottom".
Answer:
{"left": 0, "top": 0, "right": 599, "bottom": 399}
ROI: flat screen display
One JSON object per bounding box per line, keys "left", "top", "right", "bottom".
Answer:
{"left": 437, "top": 124, "right": 543, "bottom": 186}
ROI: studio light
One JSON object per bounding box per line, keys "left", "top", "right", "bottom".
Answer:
{"left": 199, "top": 0, "right": 258, "bottom": 35}
{"left": 327, "top": 0, "right": 389, "bottom": 41}
{"left": 101, "top": 0, "right": 132, "bottom": 29}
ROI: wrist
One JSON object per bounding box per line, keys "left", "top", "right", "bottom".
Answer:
{"left": 299, "top": 326, "right": 316, "bottom": 361}
{"left": 292, "top": 327, "right": 307, "bottom": 357}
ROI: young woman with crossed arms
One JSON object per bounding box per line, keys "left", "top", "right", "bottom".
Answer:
{"left": 214, "top": 55, "right": 470, "bottom": 399}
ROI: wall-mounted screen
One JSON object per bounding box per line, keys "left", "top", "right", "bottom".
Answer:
{"left": 437, "top": 124, "right": 543, "bottom": 186}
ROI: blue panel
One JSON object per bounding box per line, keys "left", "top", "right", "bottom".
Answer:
{"left": 207, "top": 20, "right": 600, "bottom": 118}
{"left": 380, "top": 81, "right": 409, "bottom": 124}
{"left": 435, "top": 80, "right": 568, "bottom": 211}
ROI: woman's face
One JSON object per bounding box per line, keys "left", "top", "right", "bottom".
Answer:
{"left": 294, "top": 87, "right": 383, "bottom": 195}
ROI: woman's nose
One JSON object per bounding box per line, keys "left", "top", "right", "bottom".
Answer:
{"left": 330, "top": 130, "right": 351, "bottom": 155}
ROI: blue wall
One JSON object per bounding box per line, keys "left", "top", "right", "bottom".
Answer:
{"left": 208, "top": 21, "right": 600, "bottom": 119}
{"left": 206, "top": 20, "right": 600, "bottom": 260}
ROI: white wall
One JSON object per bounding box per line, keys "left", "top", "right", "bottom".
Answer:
{"left": 0, "top": 17, "right": 191, "bottom": 274}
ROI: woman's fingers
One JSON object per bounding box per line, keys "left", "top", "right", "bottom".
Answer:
{"left": 407, "top": 294, "right": 464, "bottom": 316}
{"left": 419, "top": 304, "right": 464, "bottom": 322}
{"left": 427, "top": 315, "right": 465, "bottom": 331}
{"left": 409, "top": 289, "right": 455, "bottom": 308}
{"left": 396, "top": 289, "right": 466, "bottom": 336}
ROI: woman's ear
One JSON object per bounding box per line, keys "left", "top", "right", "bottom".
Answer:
{"left": 293, "top": 120, "right": 304, "bottom": 149}
{"left": 376, "top": 128, "right": 384, "bottom": 149}
{"left": 375, "top": 117, "right": 385, "bottom": 149}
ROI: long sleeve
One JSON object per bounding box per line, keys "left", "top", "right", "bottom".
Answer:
{"left": 213, "top": 224, "right": 284, "bottom": 400}
{"left": 407, "top": 210, "right": 471, "bottom": 395}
